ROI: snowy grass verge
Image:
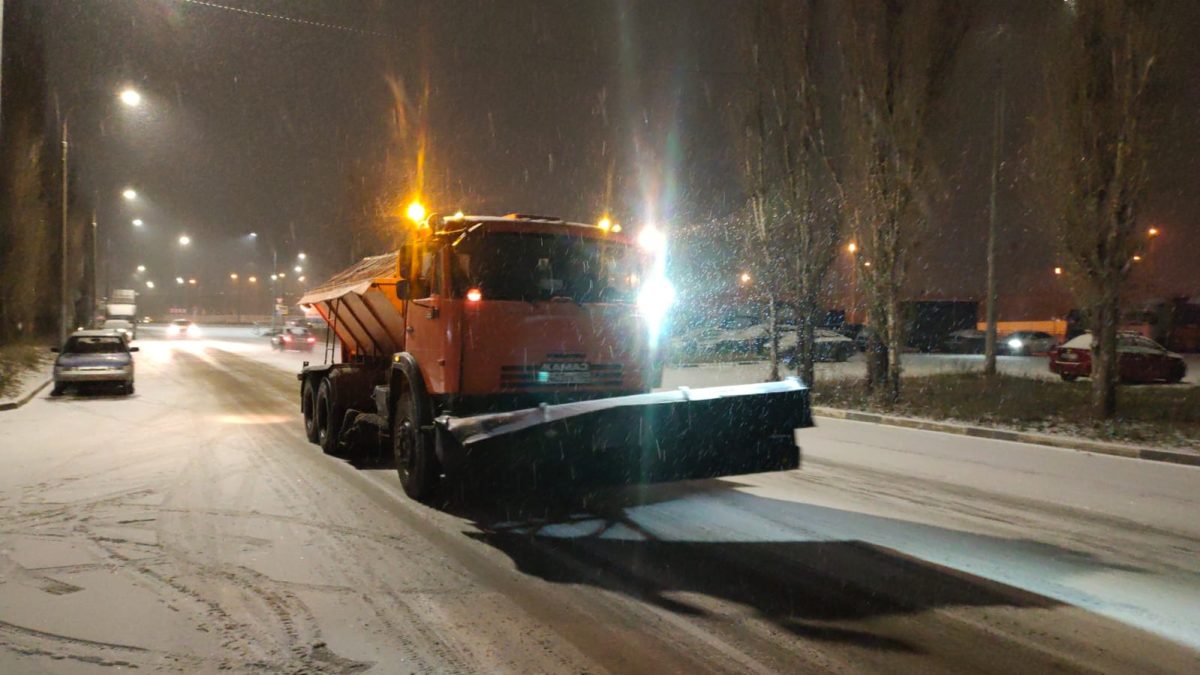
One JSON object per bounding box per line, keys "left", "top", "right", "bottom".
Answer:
{"left": 815, "top": 373, "right": 1200, "bottom": 450}
{"left": 0, "top": 343, "right": 53, "bottom": 402}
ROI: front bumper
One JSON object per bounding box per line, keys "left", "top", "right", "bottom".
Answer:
{"left": 55, "top": 367, "right": 133, "bottom": 383}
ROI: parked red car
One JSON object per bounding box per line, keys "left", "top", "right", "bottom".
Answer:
{"left": 1049, "top": 332, "right": 1186, "bottom": 383}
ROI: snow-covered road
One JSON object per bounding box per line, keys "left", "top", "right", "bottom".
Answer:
{"left": 1, "top": 327, "right": 1197, "bottom": 672}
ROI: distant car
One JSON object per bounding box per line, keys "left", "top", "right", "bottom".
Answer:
{"left": 272, "top": 326, "right": 317, "bottom": 351}
{"left": 167, "top": 318, "right": 198, "bottom": 338}
{"left": 102, "top": 318, "right": 135, "bottom": 342}
{"left": 51, "top": 330, "right": 139, "bottom": 396}
{"left": 1002, "top": 331, "right": 1057, "bottom": 356}
{"left": 941, "top": 328, "right": 986, "bottom": 354}
{"left": 1049, "top": 332, "right": 1186, "bottom": 383}
{"left": 783, "top": 328, "right": 856, "bottom": 364}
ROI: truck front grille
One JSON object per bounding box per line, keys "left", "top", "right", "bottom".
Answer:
{"left": 499, "top": 363, "right": 624, "bottom": 388}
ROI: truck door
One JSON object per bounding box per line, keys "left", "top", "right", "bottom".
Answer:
{"left": 404, "top": 247, "right": 448, "bottom": 392}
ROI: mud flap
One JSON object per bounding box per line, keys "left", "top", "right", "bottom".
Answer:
{"left": 437, "top": 379, "right": 811, "bottom": 488}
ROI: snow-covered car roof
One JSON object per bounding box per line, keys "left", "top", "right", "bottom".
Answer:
{"left": 814, "top": 329, "right": 852, "bottom": 342}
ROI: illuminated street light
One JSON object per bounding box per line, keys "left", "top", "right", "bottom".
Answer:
{"left": 739, "top": 272, "right": 752, "bottom": 284}
{"left": 230, "top": 273, "right": 239, "bottom": 281}
{"left": 1054, "top": 266, "right": 1063, "bottom": 276}
{"left": 293, "top": 265, "right": 302, "bottom": 273}
{"left": 270, "top": 274, "right": 278, "bottom": 281}
{"left": 298, "top": 275, "right": 306, "bottom": 282}
{"left": 248, "top": 232, "right": 258, "bottom": 239}
{"left": 406, "top": 200, "right": 426, "bottom": 223}
{"left": 847, "top": 242, "right": 858, "bottom": 254}
{"left": 136, "top": 264, "right": 146, "bottom": 272}
{"left": 1132, "top": 255, "right": 1143, "bottom": 263}
{"left": 175, "top": 277, "right": 184, "bottom": 285}
{"left": 863, "top": 261, "right": 872, "bottom": 268}
{"left": 188, "top": 278, "right": 197, "bottom": 285}
{"left": 118, "top": 88, "right": 142, "bottom": 107}
{"left": 1148, "top": 227, "right": 1160, "bottom": 237}
{"left": 611, "top": 224, "right": 622, "bottom": 233}
{"left": 248, "top": 276, "right": 257, "bottom": 283}
{"left": 122, "top": 188, "right": 137, "bottom": 200}
{"left": 178, "top": 235, "right": 191, "bottom": 246}
{"left": 132, "top": 218, "right": 144, "bottom": 227}
{"left": 598, "top": 216, "right": 612, "bottom": 232}
{"left": 297, "top": 252, "right": 307, "bottom": 260}
{"left": 278, "top": 272, "right": 286, "bottom": 278}
{"left": 145, "top": 280, "right": 155, "bottom": 289}
{"left": 637, "top": 224, "right": 666, "bottom": 253}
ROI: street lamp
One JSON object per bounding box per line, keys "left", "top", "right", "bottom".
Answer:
{"left": 248, "top": 276, "right": 257, "bottom": 283}
{"left": 132, "top": 218, "right": 144, "bottom": 227}
{"left": 1148, "top": 227, "right": 1160, "bottom": 237}
{"left": 178, "top": 235, "right": 191, "bottom": 246}
{"left": 293, "top": 265, "right": 302, "bottom": 273}
{"left": 176, "top": 277, "right": 184, "bottom": 285}
{"left": 230, "top": 273, "right": 239, "bottom": 280}
{"left": 1054, "top": 266, "right": 1063, "bottom": 276}
{"left": 136, "top": 264, "right": 146, "bottom": 272}
{"left": 188, "top": 278, "right": 197, "bottom": 285}
{"left": 297, "top": 252, "right": 306, "bottom": 260}
{"left": 847, "top": 242, "right": 858, "bottom": 254}
{"left": 739, "top": 272, "right": 751, "bottom": 284}
{"left": 406, "top": 199, "right": 426, "bottom": 224}
{"left": 119, "top": 88, "right": 142, "bottom": 107}
{"left": 122, "top": 188, "right": 137, "bottom": 200}
{"left": 145, "top": 280, "right": 155, "bottom": 289}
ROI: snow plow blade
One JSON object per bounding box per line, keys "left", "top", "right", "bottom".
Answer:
{"left": 437, "top": 379, "right": 811, "bottom": 488}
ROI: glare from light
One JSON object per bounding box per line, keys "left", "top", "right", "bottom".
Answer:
{"left": 132, "top": 219, "right": 144, "bottom": 227}
{"left": 297, "top": 275, "right": 306, "bottom": 282}
{"left": 450, "top": 211, "right": 465, "bottom": 220}
{"left": 278, "top": 272, "right": 286, "bottom": 278}
{"left": 248, "top": 276, "right": 258, "bottom": 283}
{"left": 612, "top": 224, "right": 622, "bottom": 233}
{"left": 122, "top": 188, "right": 137, "bottom": 200}
{"left": 598, "top": 216, "right": 612, "bottom": 232}
{"left": 847, "top": 242, "right": 858, "bottom": 253}
{"left": 145, "top": 280, "right": 155, "bottom": 289}
{"left": 178, "top": 235, "right": 191, "bottom": 246}
{"left": 249, "top": 232, "right": 258, "bottom": 239}
{"left": 294, "top": 265, "right": 302, "bottom": 273}
{"left": 740, "top": 272, "right": 751, "bottom": 284}
{"left": 188, "top": 278, "right": 197, "bottom": 285}
{"left": 118, "top": 88, "right": 142, "bottom": 107}
{"left": 1147, "top": 227, "right": 1160, "bottom": 237}
{"left": 637, "top": 224, "right": 666, "bottom": 252}
{"left": 297, "top": 252, "right": 306, "bottom": 260}
{"left": 136, "top": 264, "right": 146, "bottom": 272}
{"left": 270, "top": 274, "right": 278, "bottom": 281}
{"left": 466, "top": 288, "right": 483, "bottom": 302}
{"left": 637, "top": 275, "right": 676, "bottom": 332}
{"left": 1008, "top": 338, "right": 1023, "bottom": 350}
{"left": 1132, "top": 255, "right": 1143, "bottom": 262}
{"left": 175, "top": 277, "right": 184, "bottom": 284}
{"left": 230, "top": 273, "right": 239, "bottom": 280}
{"left": 406, "top": 200, "right": 426, "bottom": 223}
{"left": 1054, "top": 266, "right": 1063, "bottom": 276}
{"left": 863, "top": 261, "right": 872, "bottom": 267}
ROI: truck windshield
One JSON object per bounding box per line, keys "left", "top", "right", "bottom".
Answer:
{"left": 451, "top": 232, "right": 639, "bottom": 303}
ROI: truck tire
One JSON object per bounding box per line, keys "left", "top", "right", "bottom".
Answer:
{"left": 392, "top": 384, "right": 439, "bottom": 502}
{"left": 302, "top": 378, "right": 319, "bottom": 443}
{"left": 316, "top": 378, "right": 344, "bottom": 456}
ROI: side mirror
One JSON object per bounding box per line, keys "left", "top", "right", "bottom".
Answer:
{"left": 129, "top": 346, "right": 140, "bottom": 352}
{"left": 50, "top": 347, "right": 59, "bottom": 353}
{"left": 396, "top": 280, "right": 409, "bottom": 299}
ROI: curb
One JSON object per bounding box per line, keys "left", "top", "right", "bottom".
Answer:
{"left": 0, "top": 378, "right": 50, "bottom": 412}
{"left": 812, "top": 406, "right": 1200, "bottom": 468}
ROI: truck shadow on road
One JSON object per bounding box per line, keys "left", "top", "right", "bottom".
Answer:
{"left": 448, "top": 481, "right": 1139, "bottom": 655}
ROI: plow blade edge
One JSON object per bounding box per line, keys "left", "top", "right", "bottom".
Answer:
{"left": 437, "top": 379, "right": 812, "bottom": 487}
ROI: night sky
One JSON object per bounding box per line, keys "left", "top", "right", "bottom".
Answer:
{"left": 31, "top": 0, "right": 1200, "bottom": 318}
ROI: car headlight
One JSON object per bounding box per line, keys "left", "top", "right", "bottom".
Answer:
{"left": 637, "top": 276, "right": 676, "bottom": 323}
{"left": 1007, "top": 338, "right": 1023, "bottom": 350}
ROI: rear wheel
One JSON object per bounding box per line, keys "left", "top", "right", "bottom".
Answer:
{"left": 50, "top": 383, "right": 64, "bottom": 397}
{"left": 316, "top": 378, "right": 343, "bottom": 455}
{"left": 392, "top": 385, "right": 439, "bottom": 502}
{"left": 1060, "top": 373, "right": 1078, "bottom": 382}
{"left": 302, "top": 378, "right": 319, "bottom": 442}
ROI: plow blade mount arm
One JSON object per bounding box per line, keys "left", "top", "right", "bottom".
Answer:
{"left": 437, "top": 379, "right": 812, "bottom": 487}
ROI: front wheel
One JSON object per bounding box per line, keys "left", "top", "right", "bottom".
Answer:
{"left": 302, "top": 378, "right": 319, "bottom": 443}
{"left": 392, "top": 386, "right": 440, "bottom": 502}
{"left": 316, "top": 378, "right": 343, "bottom": 455}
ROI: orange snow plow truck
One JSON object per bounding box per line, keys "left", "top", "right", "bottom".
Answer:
{"left": 297, "top": 214, "right": 811, "bottom": 501}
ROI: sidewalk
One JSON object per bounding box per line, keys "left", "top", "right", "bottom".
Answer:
{"left": 814, "top": 406, "right": 1200, "bottom": 468}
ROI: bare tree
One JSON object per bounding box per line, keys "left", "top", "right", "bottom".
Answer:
{"left": 1032, "top": 0, "right": 1158, "bottom": 418}
{"left": 837, "top": 0, "right": 968, "bottom": 403}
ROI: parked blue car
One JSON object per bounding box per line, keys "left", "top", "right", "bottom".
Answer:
{"left": 51, "top": 330, "right": 139, "bottom": 396}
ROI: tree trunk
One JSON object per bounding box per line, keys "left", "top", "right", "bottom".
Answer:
{"left": 885, "top": 291, "right": 903, "bottom": 404}
{"left": 795, "top": 296, "right": 817, "bottom": 386}
{"left": 766, "top": 293, "right": 780, "bottom": 381}
{"left": 1089, "top": 290, "right": 1120, "bottom": 419}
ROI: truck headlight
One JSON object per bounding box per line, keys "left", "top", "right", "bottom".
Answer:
{"left": 637, "top": 276, "right": 675, "bottom": 327}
